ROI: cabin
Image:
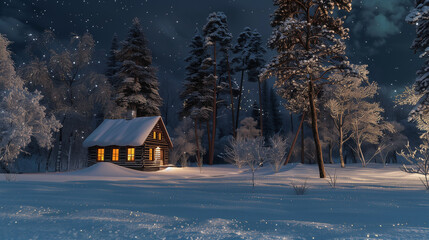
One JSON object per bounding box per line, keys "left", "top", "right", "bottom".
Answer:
{"left": 83, "top": 116, "right": 173, "bottom": 170}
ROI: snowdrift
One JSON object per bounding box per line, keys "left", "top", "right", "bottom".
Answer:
{"left": 63, "top": 162, "right": 147, "bottom": 177}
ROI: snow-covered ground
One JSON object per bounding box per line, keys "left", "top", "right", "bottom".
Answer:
{"left": 0, "top": 163, "right": 428, "bottom": 239}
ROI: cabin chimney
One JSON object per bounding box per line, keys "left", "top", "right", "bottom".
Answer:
{"left": 126, "top": 106, "right": 136, "bottom": 120}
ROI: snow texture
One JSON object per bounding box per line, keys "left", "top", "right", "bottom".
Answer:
{"left": 83, "top": 116, "right": 170, "bottom": 147}
{"left": 0, "top": 163, "right": 428, "bottom": 239}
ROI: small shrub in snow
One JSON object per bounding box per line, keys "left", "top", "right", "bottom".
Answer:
{"left": 326, "top": 170, "right": 338, "bottom": 189}
{"left": 4, "top": 173, "right": 16, "bottom": 182}
{"left": 291, "top": 180, "right": 308, "bottom": 195}
{"left": 224, "top": 137, "right": 267, "bottom": 189}
{"left": 398, "top": 142, "right": 429, "bottom": 190}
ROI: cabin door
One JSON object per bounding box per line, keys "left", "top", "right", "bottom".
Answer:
{"left": 154, "top": 147, "right": 162, "bottom": 165}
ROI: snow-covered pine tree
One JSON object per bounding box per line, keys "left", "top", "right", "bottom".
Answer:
{"left": 203, "top": 12, "right": 233, "bottom": 165}
{"left": 406, "top": 1, "right": 429, "bottom": 129}
{"left": 181, "top": 29, "right": 214, "bottom": 167}
{"left": 0, "top": 35, "right": 61, "bottom": 173}
{"left": 262, "top": 0, "right": 353, "bottom": 178}
{"left": 106, "top": 34, "right": 121, "bottom": 88}
{"left": 116, "top": 18, "right": 162, "bottom": 117}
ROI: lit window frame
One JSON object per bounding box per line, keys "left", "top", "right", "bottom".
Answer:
{"left": 112, "top": 148, "right": 119, "bottom": 161}
{"left": 149, "top": 148, "right": 153, "bottom": 161}
{"left": 127, "top": 148, "right": 135, "bottom": 161}
{"left": 97, "top": 148, "right": 104, "bottom": 161}
{"left": 158, "top": 132, "right": 162, "bottom": 140}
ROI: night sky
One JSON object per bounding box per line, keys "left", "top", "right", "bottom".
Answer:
{"left": 0, "top": 0, "right": 419, "bottom": 108}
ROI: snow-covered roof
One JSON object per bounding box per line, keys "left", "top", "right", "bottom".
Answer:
{"left": 83, "top": 116, "right": 172, "bottom": 148}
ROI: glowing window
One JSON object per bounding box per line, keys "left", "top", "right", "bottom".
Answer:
{"left": 97, "top": 148, "right": 104, "bottom": 161}
{"left": 127, "top": 148, "right": 135, "bottom": 161}
{"left": 112, "top": 148, "right": 119, "bottom": 161}
{"left": 158, "top": 132, "right": 162, "bottom": 140}
{"left": 153, "top": 132, "right": 156, "bottom": 139}
{"left": 149, "top": 148, "right": 153, "bottom": 161}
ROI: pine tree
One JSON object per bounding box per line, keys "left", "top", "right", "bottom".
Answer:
{"left": 406, "top": 1, "right": 429, "bottom": 125}
{"left": 248, "top": 30, "right": 266, "bottom": 136}
{"left": 232, "top": 27, "right": 253, "bottom": 130}
{"left": 0, "top": 35, "right": 61, "bottom": 173}
{"left": 203, "top": 12, "right": 233, "bottom": 165}
{"left": 262, "top": 0, "right": 353, "bottom": 178}
{"left": 116, "top": 18, "right": 162, "bottom": 117}
{"left": 106, "top": 34, "right": 121, "bottom": 88}
{"left": 181, "top": 29, "right": 213, "bottom": 166}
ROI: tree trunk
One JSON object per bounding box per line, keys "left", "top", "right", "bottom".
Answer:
{"left": 258, "top": 79, "right": 263, "bottom": 137}
{"left": 308, "top": 80, "right": 325, "bottom": 178}
{"left": 284, "top": 113, "right": 305, "bottom": 166}
{"left": 339, "top": 119, "right": 345, "bottom": 168}
{"left": 301, "top": 118, "right": 305, "bottom": 164}
{"left": 67, "top": 133, "right": 74, "bottom": 171}
{"left": 194, "top": 118, "right": 202, "bottom": 167}
{"left": 290, "top": 113, "right": 294, "bottom": 133}
{"left": 226, "top": 56, "right": 236, "bottom": 138}
{"left": 235, "top": 69, "right": 245, "bottom": 131}
{"left": 209, "top": 42, "right": 217, "bottom": 165}
{"left": 329, "top": 142, "right": 333, "bottom": 164}
{"left": 56, "top": 128, "right": 63, "bottom": 172}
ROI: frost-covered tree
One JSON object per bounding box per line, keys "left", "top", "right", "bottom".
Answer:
{"left": 203, "top": 12, "right": 233, "bottom": 164}
{"left": 378, "top": 122, "right": 408, "bottom": 165}
{"left": 224, "top": 137, "right": 266, "bottom": 189}
{"left": 324, "top": 65, "right": 370, "bottom": 167}
{"left": 20, "top": 31, "right": 117, "bottom": 172}
{"left": 181, "top": 29, "right": 213, "bottom": 166}
{"left": 325, "top": 65, "right": 394, "bottom": 167}
{"left": 399, "top": 141, "right": 429, "bottom": 190}
{"left": 106, "top": 34, "right": 121, "bottom": 88}
{"left": 237, "top": 117, "right": 260, "bottom": 140}
{"left": 406, "top": 0, "right": 429, "bottom": 121}
{"left": 0, "top": 35, "right": 61, "bottom": 173}
{"left": 262, "top": 0, "right": 353, "bottom": 178}
{"left": 116, "top": 18, "right": 162, "bottom": 117}
{"left": 268, "top": 134, "right": 288, "bottom": 172}
{"left": 170, "top": 118, "right": 205, "bottom": 168}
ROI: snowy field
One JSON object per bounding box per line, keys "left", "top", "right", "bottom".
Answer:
{"left": 0, "top": 163, "right": 428, "bottom": 240}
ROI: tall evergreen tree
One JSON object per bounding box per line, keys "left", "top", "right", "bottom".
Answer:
{"left": 181, "top": 29, "right": 213, "bottom": 166}
{"left": 116, "top": 18, "right": 162, "bottom": 117}
{"left": 262, "top": 0, "right": 353, "bottom": 178}
{"left": 232, "top": 27, "right": 253, "bottom": 130}
{"left": 105, "top": 34, "right": 121, "bottom": 88}
{"left": 203, "top": 12, "right": 233, "bottom": 165}
{"left": 406, "top": 1, "right": 429, "bottom": 126}
{"left": 248, "top": 30, "right": 266, "bottom": 136}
